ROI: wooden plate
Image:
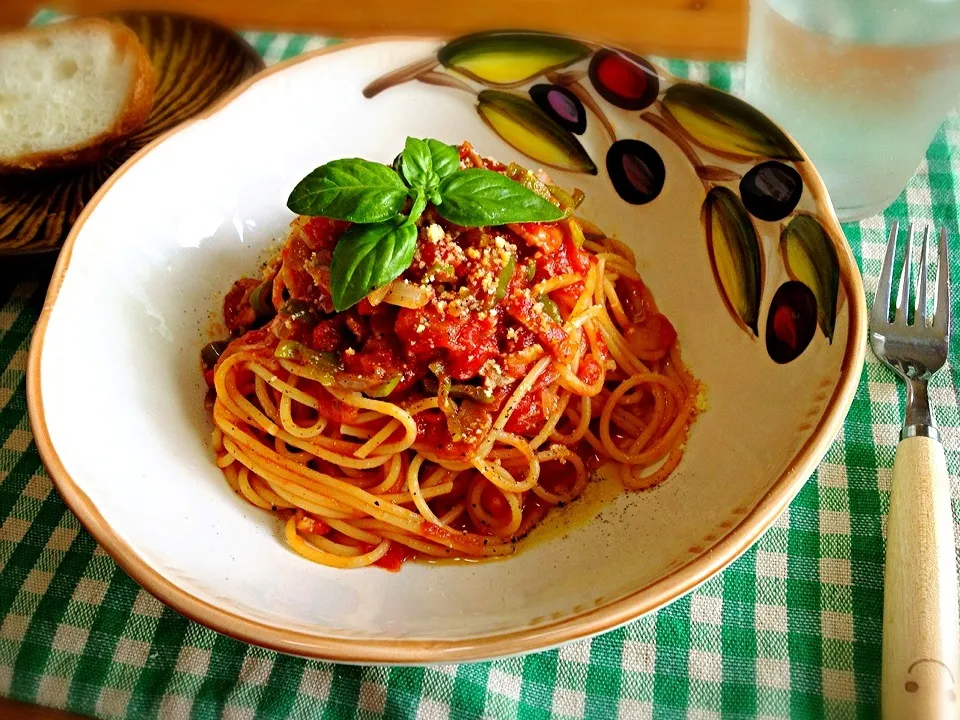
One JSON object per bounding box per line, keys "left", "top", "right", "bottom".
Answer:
{"left": 0, "top": 12, "right": 264, "bottom": 255}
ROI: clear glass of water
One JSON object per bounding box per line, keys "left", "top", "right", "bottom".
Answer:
{"left": 745, "top": 0, "right": 960, "bottom": 222}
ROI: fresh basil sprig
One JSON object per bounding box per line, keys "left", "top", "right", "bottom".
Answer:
{"left": 288, "top": 138, "right": 567, "bottom": 311}
{"left": 400, "top": 137, "right": 460, "bottom": 205}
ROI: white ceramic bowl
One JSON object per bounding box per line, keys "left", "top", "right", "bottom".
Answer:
{"left": 28, "top": 36, "right": 866, "bottom": 663}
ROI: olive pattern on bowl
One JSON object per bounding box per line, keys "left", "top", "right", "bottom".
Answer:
{"left": 364, "top": 31, "right": 842, "bottom": 365}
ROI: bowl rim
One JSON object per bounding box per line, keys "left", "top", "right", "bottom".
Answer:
{"left": 26, "top": 36, "right": 867, "bottom": 664}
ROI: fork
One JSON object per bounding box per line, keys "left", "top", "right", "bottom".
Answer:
{"left": 872, "top": 222, "right": 959, "bottom": 719}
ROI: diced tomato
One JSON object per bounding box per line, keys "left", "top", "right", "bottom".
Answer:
{"left": 203, "top": 369, "right": 215, "bottom": 387}
{"left": 374, "top": 542, "right": 415, "bottom": 572}
{"left": 415, "top": 409, "right": 448, "bottom": 446}
{"left": 503, "top": 292, "right": 567, "bottom": 357}
{"left": 280, "top": 237, "right": 311, "bottom": 296}
{"left": 481, "top": 484, "right": 511, "bottom": 524}
{"left": 508, "top": 222, "right": 564, "bottom": 253}
{"left": 310, "top": 317, "right": 346, "bottom": 352}
{"left": 503, "top": 365, "right": 559, "bottom": 434}
{"left": 355, "top": 298, "right": 375, "bottom": 316}
{"left": 295, "top": 509, "right": 331, "bottom": 536}
{"left": 578, "top": 355, "right": 604, "bottom": 385}
{"left": 300, "top": 216, "right": 349, "bottom": 251}
{"left": 223, "top": 278, "right": 259, "bottom": 331}
{"left": 311, "top": 385, "right": 358, "bottom": 424}
{"left": 342, "top": 336, "right": 406, "bottom": 381}
{"left": 395, "top": 307, "right": 499, "bottom": 379}
{"left": 280, "top": 237, "right": 334, "bottom": 311}
{"left": 624, "top": 313, "right": 677, "bottom": 359}
{"left": 410, "top": 226, "right": 466, "bottom": 281}
{"left": 413, "top": 408, "right": 473, "bottom": 459}
{"left": 534, "top": 234, "right": 592, "bottom": 281}
{"left": 450, "top": 325, "right": 498, "bottom": 379}
{"left": 504, "top": 391, "right": 542, "bottom": 435}
{"left": 529, "top": 234, "right": 592, "bottom": 308}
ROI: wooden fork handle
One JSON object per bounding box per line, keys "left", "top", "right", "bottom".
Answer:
{"left": 882, "top": 435, "right": 960, "bottom": 719}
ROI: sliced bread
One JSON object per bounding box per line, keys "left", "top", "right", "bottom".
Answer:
{"left": 0, "top": 18, "right": 155, "bottom": 172}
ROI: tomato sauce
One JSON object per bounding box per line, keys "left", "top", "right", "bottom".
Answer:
{"left": 204, "top": 142, "right": 660, "bottom": 573}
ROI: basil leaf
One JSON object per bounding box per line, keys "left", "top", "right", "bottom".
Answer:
{"left": 329, "top": 218, "right": 419, "bottom": 311}
{"left": 287, "top": 159, "right": 407, "bottom": 223}
{"left": 401, "top": 138, "right": 460, "bottom": 191}
{"left": 436, "top": 168, "right": 564, "bottom": 227}
{"left": 426, "top": 139, "right": 460, "bottom": 180}
{"left": 408, "top": 190, "right": 427, "bottom": 224}
{"left": 400, "top": 138, "right": 433, "bottom": 190}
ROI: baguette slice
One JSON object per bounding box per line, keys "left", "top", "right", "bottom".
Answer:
{"left": 0, "top": 18, "right": 155, "bottom": 172}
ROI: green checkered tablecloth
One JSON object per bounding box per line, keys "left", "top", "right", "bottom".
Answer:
{"left": 3, "top": 24, "right": 960, "bottom": 720}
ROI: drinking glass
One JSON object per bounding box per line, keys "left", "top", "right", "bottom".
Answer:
{"left": 745, "top": 0, "right": 960, "bottom": 222}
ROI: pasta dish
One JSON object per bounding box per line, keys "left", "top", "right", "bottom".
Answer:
{"left": 201, "top": 139, "right": 698, "bottom": 570}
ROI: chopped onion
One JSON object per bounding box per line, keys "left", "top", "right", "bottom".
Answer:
{"left": 382, "top": 280, "right": 432, "bottom": 309}
{"left": 365, "top": 282, "right": 392, "bottom": 307}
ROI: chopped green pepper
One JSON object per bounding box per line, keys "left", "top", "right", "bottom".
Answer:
{"left": 525, "top": 259, "right": 537, "bottom": 282}
{"left": 506, "top": 163, "right": 587, "bottom": 219}
{"left": 367, "top": 374, "right": 401, "bottom": 398}
{"left": 428, "top": 262, "right": 455, "bottom": 280}
{"left": 567, "top": 217, "right": 586, "bottom": 248}
{"left": 274, "top": 341, "right": 338, "bottom": 385}
{"left": 494, "top": 254, "right": 516, "bottom": 302}
{"left": 538, "top": 295, "right": 561, "bottom": 323}
{"left": 506, "top": 163, "right": 552, "bottom": 202}
{"left": 547, "top": 185, "right": 586, "bottom": 217}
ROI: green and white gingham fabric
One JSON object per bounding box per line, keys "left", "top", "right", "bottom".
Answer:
{"left": 1, "top": 27, "right": 959, "bottom": 720}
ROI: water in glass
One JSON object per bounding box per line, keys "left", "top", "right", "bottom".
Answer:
{"left": 745, "top": 0, "right": 960, "bottom": 221}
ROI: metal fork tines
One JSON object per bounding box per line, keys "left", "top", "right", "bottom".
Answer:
{"left": 870, "top": 221, "right": 951, "bottom": 440}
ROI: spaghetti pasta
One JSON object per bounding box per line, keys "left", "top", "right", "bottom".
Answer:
{"left": 202, "top": 142, "right": 699, "bottom": 571}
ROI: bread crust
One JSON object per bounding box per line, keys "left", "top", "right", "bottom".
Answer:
{"left": 0, "top": 18, "right": 156, "bottom": 173}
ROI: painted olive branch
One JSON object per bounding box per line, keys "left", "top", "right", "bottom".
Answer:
{"left": 363, "top": 56, "right": 439, "bottom": 98}
{"left": 546, "top": 70, "right": 617, "bottom": 143}
{"left": 638, "top": 110, "right": 737, "bottom": 193}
